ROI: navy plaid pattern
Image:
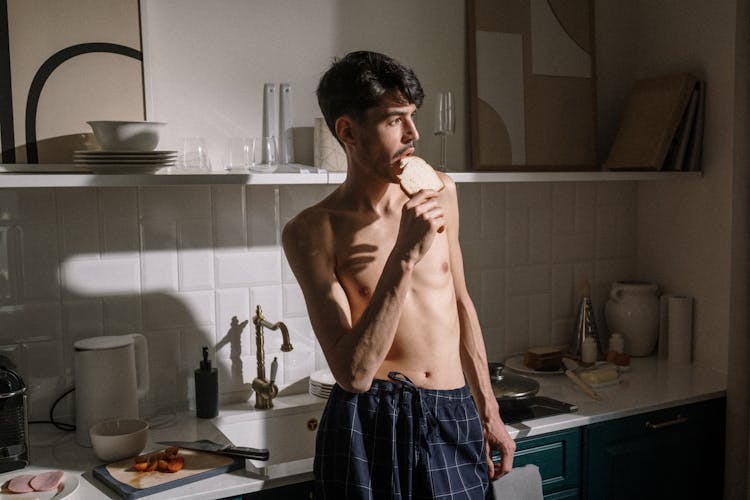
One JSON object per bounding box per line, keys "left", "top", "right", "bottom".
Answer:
{"left": 314, "top": 372, "right": 488, "bottom": 499}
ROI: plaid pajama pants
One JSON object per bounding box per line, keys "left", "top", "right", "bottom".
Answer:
{"left": 314, "top": 372, "right": 488, "bottom": 499}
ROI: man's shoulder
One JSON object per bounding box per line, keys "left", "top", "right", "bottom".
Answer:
{"left": 436, "top": 170, "right": 456, "bottom": 192}
{"left": 284, "top": 203, "right": 330, "bottom": 236}
{"left": 281, "top": 196, "right": 340, "bottom": 252}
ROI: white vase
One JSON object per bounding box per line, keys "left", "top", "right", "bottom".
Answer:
{"left": 604, "top": 281, "right": 660, "bottom": 356}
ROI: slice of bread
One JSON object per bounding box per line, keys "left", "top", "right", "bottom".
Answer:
{"left": 523, "top": 346, "right": 563, "bottom": 371}
{"left": 397, "top": 156, "right": 444, "bottom": 196}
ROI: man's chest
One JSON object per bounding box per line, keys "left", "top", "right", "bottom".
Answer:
{"left": 332, "top": 220, "right": 451, "bottom": 300}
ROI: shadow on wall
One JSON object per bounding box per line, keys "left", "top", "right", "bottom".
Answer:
{"left": 0, "top": 182, "right": 301, "bottom": 422}
{"left": 8, "top": 134, "right": 96, "bottom": 163}
{"left": 216, "top": 316, "right": 252, "bottom": 402}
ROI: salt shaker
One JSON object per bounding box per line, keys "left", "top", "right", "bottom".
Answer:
{"left": 581, "top": 337, "right": 598, "bottom": 364}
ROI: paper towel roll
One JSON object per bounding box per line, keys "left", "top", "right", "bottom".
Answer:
{"left": 667, "top": 295, "right": 693, "bottom": 365}
{"left": 658, "top": 293, "right": 675, "bottom": 359}
{"left": 314, "top": 117, "right": 347, "bottom": 172}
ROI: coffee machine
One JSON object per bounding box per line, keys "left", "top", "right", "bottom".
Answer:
{"left": 0, "top": 367, "right": 29, "bottom": 472}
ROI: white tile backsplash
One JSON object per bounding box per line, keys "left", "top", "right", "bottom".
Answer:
{"left": 215, "top": 250, "right": 281, "bottom": 288}
{"left": 177, "top": 219, "right": 214, "bottom": 291}
{"left": 57, "top": 188, "right": 98, "bottom": 221}
{"left": 61, "top": 258, "right": 140, "bottom": 297}
{"left": 103, "top": 295, "right": 143, "bottom": 335}
{"left": 282, "top": 283, "right": 307, "bottom": 317}
{"left": 212, "top": 185, "right": 247, "bottom": 250}
{"left": 62, "top": 298, "right": 103, "bottom": 338}
{"left": 0, "top": 189, "right": 56, "bottom": 223}
{"left": 19, "top": 224, "right": 60, "bottom": 299}
{"left": 99, "top": 188, "right": 139, "bottom": 219}
{"left": 60, "top": 221, "right": 100, "bottom": 260}
{"left": 140, "top": 220, "right": 178, "bottom": 291}
{"left": 247, "top": 186, "right": 279, "bottom": 248}
{"left": 140, "top": 185, "right": 212, "bottom": 220}
{"left": 0, "top": 181, "right": 637, "bottom": 418}
{"left": 249, "top": 285, "right": 283, "bottom": 323}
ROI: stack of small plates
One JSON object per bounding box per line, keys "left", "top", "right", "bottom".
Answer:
{"left": 73, "top": 150, "right": 178, "bottom": 173}
{"left": 309, "top": 369, "right": 335, "bottom": 400}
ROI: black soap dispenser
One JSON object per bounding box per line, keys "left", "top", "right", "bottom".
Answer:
{"left": 194, "top": 346, "right": 218, "bottom": 418}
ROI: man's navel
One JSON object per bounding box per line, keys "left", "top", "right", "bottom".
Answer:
{"left": 358, "top": 286, "right": 371, "bottom": 298}
{"left": 442, "top": 261, "right": 449, "bottom": 273}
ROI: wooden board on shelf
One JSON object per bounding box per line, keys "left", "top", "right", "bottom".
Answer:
{"left": 605, "top": 73, "right": 697, "bottom": 171}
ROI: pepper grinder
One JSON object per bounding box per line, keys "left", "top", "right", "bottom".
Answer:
{"left": 194, "top": 346, "right": 218, "bottom": 418}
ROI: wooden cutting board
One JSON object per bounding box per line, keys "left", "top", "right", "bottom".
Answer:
{"left": 93, "top": 448, "right": 242, "bottom": 499}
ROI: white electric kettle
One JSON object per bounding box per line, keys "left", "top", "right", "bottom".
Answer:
{"left": 73, "top": 334, "right": 149, "bottom": 447}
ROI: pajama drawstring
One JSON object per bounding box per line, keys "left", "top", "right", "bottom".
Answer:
{"left": 387, "top": 371, "right": 433, "bottom": 465}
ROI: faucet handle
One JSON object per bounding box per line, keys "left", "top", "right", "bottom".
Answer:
{"left": 270, "top": 356, "right": 278, "bottom": 384}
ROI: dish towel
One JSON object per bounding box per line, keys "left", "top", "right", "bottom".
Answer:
{"left": 490, "top": 464, "right": 544, "bottom": 500}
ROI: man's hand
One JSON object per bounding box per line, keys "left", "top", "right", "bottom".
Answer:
{"left": 394, "top": 190, "right": 445, "bottom": 265}
{"left": 484, "top": 415, "right": 516, "bottom": 480}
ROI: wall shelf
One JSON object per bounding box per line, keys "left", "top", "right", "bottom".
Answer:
{"left": 0, "top": 163, "right": 702, "bottom": 188}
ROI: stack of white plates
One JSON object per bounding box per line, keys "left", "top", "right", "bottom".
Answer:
{"left": 309, "top": 369, "right": 335, "bottom": 399}
{"left": 73, "top": 150, "right": 178, "bottom": 173}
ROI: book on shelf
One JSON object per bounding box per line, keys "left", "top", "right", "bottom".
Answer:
{"left": 662, "top": 81, "right": 704, "bottom": 171}
{"left": 605, "top": 73, "right": 698, "bottom": 170}
{"left": 684, "top": 80, "right": 706, "bottom": 172}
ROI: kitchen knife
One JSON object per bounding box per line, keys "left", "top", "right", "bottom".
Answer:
{"left": 157, "top": 440, "right": 270, "bottom": 461}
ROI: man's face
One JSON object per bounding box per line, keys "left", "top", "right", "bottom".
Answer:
{"left": 354, "top": 91, "right": 420, "bottom": 181}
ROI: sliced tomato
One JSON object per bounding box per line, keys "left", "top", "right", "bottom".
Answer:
{"left": 166, "top": 456, "right": 185, "bottom": 473}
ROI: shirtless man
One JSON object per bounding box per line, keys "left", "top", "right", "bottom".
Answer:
{"left": 283, "top": 51, "right": 515, "bottom": 499}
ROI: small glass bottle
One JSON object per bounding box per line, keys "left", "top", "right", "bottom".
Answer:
{"left": 609, "top": 332, "right": 625, "bottom": 353}
{"left": 581, "top": 337, "right": 598, "bottom": 364}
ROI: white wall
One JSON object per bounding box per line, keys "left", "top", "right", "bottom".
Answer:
{"left": 140, "top": 0, "right": 467, "bottom": 170}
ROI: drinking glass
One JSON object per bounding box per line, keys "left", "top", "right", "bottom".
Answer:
{"left": 180, "top": 137, "right": 211, "bottom": 170}
{"left": 224, "top": 137, "right": 255, "bottom": 171}
{"left": 433, "top": 91, "right": 455, "bottom": 171}
{"left": 250, "top": 136, "right": 278, "bottom": 172}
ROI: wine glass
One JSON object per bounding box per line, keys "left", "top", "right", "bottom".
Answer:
{"left": 433, "top": 91, "right": 455, "bottom": 171}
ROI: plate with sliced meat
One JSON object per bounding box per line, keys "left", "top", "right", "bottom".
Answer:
{"left": 0, "top": 470, "right": 79, "bottom": 499}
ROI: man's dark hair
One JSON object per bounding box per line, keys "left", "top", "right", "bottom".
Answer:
{"left": 316, "top": 51, "right": 425, "bottom": 140}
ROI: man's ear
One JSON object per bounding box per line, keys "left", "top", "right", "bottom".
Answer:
{"left": 335, "top": 116, "right": 356, "bottom": 147}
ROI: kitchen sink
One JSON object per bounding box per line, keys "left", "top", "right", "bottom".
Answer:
{"left": 212, "top": 395, "right": 325, "bottom": 467}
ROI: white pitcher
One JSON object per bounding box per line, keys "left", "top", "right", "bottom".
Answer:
{"left": 73, "top": 334, "right": 149, "bottom": 446}
{"left": 604, "top": 281, "right": 660, "bottom": 356}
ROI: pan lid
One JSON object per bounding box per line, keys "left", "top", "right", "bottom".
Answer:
{"left": 0, "top": 367, "right": 26, "bottom": 398}
{"left": 489, "top": 362, "right": 539, "bottom": 400}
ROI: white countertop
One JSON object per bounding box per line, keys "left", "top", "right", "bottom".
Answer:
{"left": 2, "top": 357, "right": 726, "bottom": 500}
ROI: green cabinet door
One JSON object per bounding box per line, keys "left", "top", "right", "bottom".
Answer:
{"left": 515, "top": 428, "right": 581, "bottom": 496}
{"left": 489, "top": 427, "right": 582, "bottom": 499}
{"left": 583, "top": 397, "right": 725, "bottom": 500}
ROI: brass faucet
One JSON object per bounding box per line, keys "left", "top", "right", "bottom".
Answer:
{"left": 251, "top": 305, "right": 293, "bottom": 409}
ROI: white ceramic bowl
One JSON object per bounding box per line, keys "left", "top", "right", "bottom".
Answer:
{"left": 87, "top": 121, "right": 165, "bottom": 151}
{"left": 89, "top": 418, "right": 149, "bottom": 462}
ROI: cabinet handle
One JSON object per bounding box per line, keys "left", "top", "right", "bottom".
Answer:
{"left": 645, "top": 415, "right": 688, "bottom": 430}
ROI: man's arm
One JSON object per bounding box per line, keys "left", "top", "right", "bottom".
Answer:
{"left": 282, "top": 192, "right": 444, "bottom": 393}
{"left": 440, "top": 175, "right": 516, "bottom": 478}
